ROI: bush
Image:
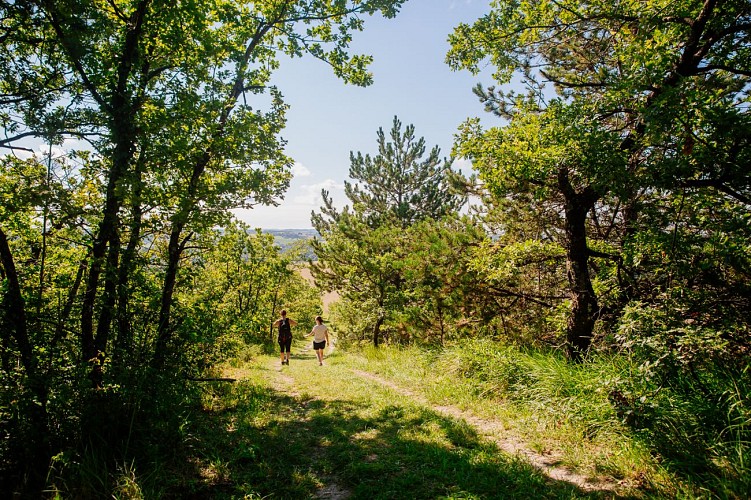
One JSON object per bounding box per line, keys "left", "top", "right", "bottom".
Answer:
{"left": 609, "top": 300, "right": 751, "bottom": 489}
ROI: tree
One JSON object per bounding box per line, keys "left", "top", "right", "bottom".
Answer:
{"left": 312, "top": 117, "right": 464, "bottom": 346}
{"left": 0, "top": 156, "right": 51, "bottom": 487}
{"left": 455, "top": 101, "right": 627, "bottom": 360}
{"left": 2, "top": 0, "right": 405, "bottom": 372}
{"left": 168, "top": 222, "right": 320, "bottom": 371}
{"left": 345, "top": 115, "right": 465, "bottom": 228}
{"left": 396, "top": 216, "right": 489, "bottom": 345}
{"left": 447, "top": 0, "right": 751, "bottom": 360}
{"left": 312, "top": 205, "right": 403, "bottom": 346}
{"left": 1, "top": 0, "right": 407, "bottom": 492}
{"left": 0, "top": 149, "right": 103, "bottom": 492}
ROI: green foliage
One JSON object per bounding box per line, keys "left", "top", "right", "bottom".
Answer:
{"left": 448, "top": 0, "right": 751, "bottom": 361}
{"left": 345, "top": 115, "right": 465, "bottom": 228}
{"left": 312, "top": 215, "right": 404, "bottom": 345}
{"left": 328, "top": 295, "right": 384, "bottom": 346}
{"left": 2, "top": 0, "right": 408, "bottom": 493}
{"left": 606, "top": 294, "right": 751, "bottom": 489}
{"left": 432, "top": 341, "right": 619, "bottom": 431}
{"left": 313, "top": 118, "right": 492, "bottom": 348}
{"left": 315, "top": 212, "right": 505, "bottom": 347}
{"left": 466, "top": 235, "right": 568, "bottom": 345}
{"left": 439, "top": 340, "right": 533, "bottom": 398}
{"left": 3, "top": 0, "right": 751, "bottom": 496}
{"left": 605, "top": 340, "right": 751, "bottom": 491}
{"left": 166, "top": 222, "right": 322, "bottom": 371}
{"left": 396, "top": 217, "right": 500, "bottom": 344}
{"left": 455, "top": 101, "right": 627, "bottom": 202}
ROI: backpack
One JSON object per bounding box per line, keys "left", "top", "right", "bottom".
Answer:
{"left": 278, "top": 318, "right": 292, "bottom": 341}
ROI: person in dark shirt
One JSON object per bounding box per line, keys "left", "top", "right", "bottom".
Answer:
{"left": 273, "top": 310, "right": 298, "bottom": 365}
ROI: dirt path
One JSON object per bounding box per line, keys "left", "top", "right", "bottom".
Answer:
{"left": 255, "top": 348, "right": 624, "bottom": 498}
{"left": 267, "top": 348, "right": 353, "bottom": 499}
{"left": 349, "top": 369, "right": 620, "bottom": 495}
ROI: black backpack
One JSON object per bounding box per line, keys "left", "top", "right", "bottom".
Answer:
{"left": 278, "top": 318, "right": 292, "bottom": 341}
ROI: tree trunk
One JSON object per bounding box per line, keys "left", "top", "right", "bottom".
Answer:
{"left": 0, "top": 227, "right": 36, "bottom": 385}
{"left": 75, "top": 0, "right": 147, "bottom": 382}
{"left": 152, "top": 224, "right": 188, "bottom": 369}
{"left": 558, "top": 168, "right": 599, "bottom": 362}
{"left": 89, "top": 226, "right": 121, "bottom": 387}
{"left": 115, "top": 159, "right": 144, "bottom": 358}
{"left": 51, "top": 256, "right": 87, "bottom": 355}
{"left": 80, "top": 180, "right": 121, "bottom": 367}
{"left": 373, "top": 314, "right": 383, "bottom": 347}
{"left": 0, "top": 227, "right": 50, "bottom": 494}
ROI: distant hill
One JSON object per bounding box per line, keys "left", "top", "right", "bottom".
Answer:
{"left": 263, "top": 228, "right": 318, "bottom": 255}
{"left": 264, "top": 228, "right": 318, "bottom": 239}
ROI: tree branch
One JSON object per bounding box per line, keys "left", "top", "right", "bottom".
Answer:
{"left": 680, "top": 179, "right": 751, "bottom": 205}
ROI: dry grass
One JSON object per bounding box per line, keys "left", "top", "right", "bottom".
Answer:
{"left": 296, "top": 265, "right": 339, "bottom": 314}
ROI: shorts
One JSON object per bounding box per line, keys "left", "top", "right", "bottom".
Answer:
{"left": 278, "top": 337, "right": 292, "bottom": 353}
{"left": 313, "top": 340, "right": 326, "bottom": 350}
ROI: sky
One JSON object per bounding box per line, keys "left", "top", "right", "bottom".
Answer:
{"left": 235, "top": 0, "right": 495, "bottom": 229}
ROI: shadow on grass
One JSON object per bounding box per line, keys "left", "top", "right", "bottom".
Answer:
{"left": 166, "top": 378, "right": 625, "bottom": 499}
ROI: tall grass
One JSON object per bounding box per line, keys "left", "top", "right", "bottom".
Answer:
{"left": 349, "top": 340, "right": 750, "bottom": 497}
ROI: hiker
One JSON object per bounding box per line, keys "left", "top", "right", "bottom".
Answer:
{"left": 307, "top": 316, "right": 330, "bottom": 366}
{"left": 273, "top": 310, "right": 297, "bottom": 365}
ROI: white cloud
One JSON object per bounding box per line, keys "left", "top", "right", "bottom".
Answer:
{"left": 2, "top": 149, "right": 33, "bottom": 160}
{"left": 453, "top": 157, "right": 475, "bottom": 175}
{"left": 1, "top": 144, "right": 66, "bottom": 161}
{"left": 235, "top": 203, "right": 313, "bottom": 229}
{"left": 37, "top": 144, "right": 67, "bottom": 159}
{"left": 233, "top": 178, "right": 347, "bottom": 229}
{"left": 293, "top": 179, "right": 345, "bottom": 205}
{"left": 291, "top": 161, "right": 311, "bottom": 177}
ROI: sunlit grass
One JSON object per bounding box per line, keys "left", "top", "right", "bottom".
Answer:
{"left": 163, "top": 341, "right": 599, "bottom": 498}
{"left": 349, "top": 341, "right": 751, "bottom": 498}
{"left": 148, "top": 337, "right": 751, "bottom": 498}
{"left": 342, "top": 343, "right": 668, "bottom": 496}
{"left": 45, "top": 335, "right": 745, "bottom": 497}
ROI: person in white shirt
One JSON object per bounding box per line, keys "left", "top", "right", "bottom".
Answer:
{"left": 307, "top": 316, "right": 330, "bottom": 366}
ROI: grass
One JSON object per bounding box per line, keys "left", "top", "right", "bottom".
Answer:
{"left": 158, "top": 341, "right": 617, "bottom": 499}
{"left": 89, "top": 338, "right": 747, "bottom": 498}
{"left": 342, "top": 343, "right": 694, "bottom": 498}
{"left": 352, "top": 342, "right": 751, "bottom": 499}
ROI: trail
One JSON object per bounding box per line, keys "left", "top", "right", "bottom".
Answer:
{"left": 258, "top": 344, "right": 623, "bottom": 498}
{"left": 349, "top": 369, "right": 619, "bottom": 494}
{"left": 269, "top": 345, "right": 353, "bottom": 500}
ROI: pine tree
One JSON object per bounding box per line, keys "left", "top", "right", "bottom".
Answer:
{"left": 311, "top": 117, "right": 465, "bottom": 346}
{"left": 345, "top": 116, "right": 464, "bottom": 228}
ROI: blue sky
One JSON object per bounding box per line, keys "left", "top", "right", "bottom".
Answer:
{"left": 236, "top": 0, "right": 494, "bottom": 229}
